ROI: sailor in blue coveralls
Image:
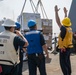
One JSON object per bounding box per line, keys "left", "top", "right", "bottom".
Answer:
{"left": 15, "top": 22, "right": 24, "bottom": 75}
{"left": 24, "top": 20, "right": 49, "bottom": 75}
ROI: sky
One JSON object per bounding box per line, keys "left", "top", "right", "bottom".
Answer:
{"left": 0, "top": 0, "right": 72, "bottom": 36}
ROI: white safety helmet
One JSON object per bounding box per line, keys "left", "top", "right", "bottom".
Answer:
{"left": 2, "top": 19, "right": 16, "bottom": 27}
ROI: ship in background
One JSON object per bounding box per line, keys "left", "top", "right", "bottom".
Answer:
{"left": 69, "top": 0, "right": 76, "bottom": 32}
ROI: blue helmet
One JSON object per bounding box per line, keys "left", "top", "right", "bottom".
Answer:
{"left": 15, "top": 22, "right": 21, "bottom": 29}
{"left": 28, "top": 20, "right": 36, "bottom": 28}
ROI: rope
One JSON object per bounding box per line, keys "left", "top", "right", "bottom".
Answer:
{"left": 20, "top": 0, "right": 27, "bottom": 15}
{"left": 36, "top": 0, "right": 48, "bottom": 19}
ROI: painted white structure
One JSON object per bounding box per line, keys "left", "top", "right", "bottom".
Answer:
{"left": 18, "top": 13, "right": 42, "bottom": 30}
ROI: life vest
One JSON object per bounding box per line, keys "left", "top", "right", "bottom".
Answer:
{"left": 25, "top": 30, "right": 43, "bottom": 54}
{"left": 58, "top": 27, "right": 73, "bottom": 48}
{"left": 0, "top": 31, "right": 19, "bottom": 65}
